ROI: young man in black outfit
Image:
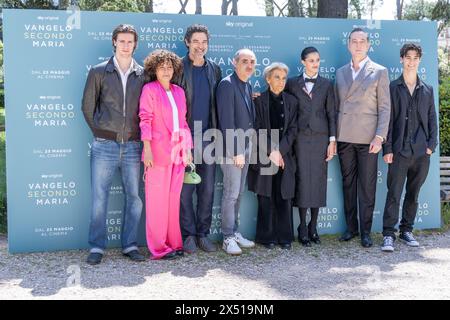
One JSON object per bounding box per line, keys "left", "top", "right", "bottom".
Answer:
{"left": 381, "top": 43, "right": 438, "bottom": 252}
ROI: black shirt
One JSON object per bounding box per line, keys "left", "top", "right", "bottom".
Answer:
{"left": 191, "top": 64, "right": 211, "bottom": 134}
{"left": 269, "top": 91, "right": 285, "bottom": 134}
{"left": 400, "top": 76, "right": 421, "bottom": 158}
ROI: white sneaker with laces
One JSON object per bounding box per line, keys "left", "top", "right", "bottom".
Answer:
{"left": 381, "top": 236, "right": 395, "bottom": 252}
{"left": 234, "top": 232, "right": 255, "bottom": 248}
{"left": 222, "top": 237, "right": 242, "bottom": 255}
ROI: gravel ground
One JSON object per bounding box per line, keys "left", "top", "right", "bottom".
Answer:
{"left": 1, "top": 231, "right": 450, "bottom": 300}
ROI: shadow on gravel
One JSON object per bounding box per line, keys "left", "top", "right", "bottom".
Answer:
{"left": 1, "top": 231, "right": 450, "bottom": 299}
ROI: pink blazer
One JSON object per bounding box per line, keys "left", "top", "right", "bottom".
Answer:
{"left": 139, "top": 81, "right": 192, "bottom": 166}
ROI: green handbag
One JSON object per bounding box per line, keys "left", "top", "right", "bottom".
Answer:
{"left": 184, "top": 163, "right": 201, "bottom": 184}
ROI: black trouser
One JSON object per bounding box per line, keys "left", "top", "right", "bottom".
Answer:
{"left": 382, "top": 153, "right": 430, "bottom": 239}
{"left": 338, "top": 142, "right": 378, "bottom": 235}
{"left": 180, "top": 161, "right": 216, "bottom": 239}
{"left": 255, "top": 171, "right": 293, "bottom": 245}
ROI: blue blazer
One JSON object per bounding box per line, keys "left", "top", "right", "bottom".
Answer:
{"left": 216, "top": 72, "right": 255, "bottom": 158}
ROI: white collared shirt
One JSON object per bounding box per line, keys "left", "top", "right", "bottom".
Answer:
{"left": 350, "top": 56, "right": 369, "bottom": 80}
{"left": 303, "top": 72, "right": 318, "bottom": 94}
{"left": 113, "top": 56, "right": 134, "bottom": 114}
{"left": 165, "top": 90, "right": 180, "bottom": 133}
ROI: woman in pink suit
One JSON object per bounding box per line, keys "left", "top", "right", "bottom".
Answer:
{"left": 139, "top": 50, "right": 193, "bottom": 260}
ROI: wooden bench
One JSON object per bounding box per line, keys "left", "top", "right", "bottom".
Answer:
{"left": 441, "top": 157, "right": 450, "bottom": 202}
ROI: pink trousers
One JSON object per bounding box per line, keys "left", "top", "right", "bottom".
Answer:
{"left": 145, "top": 163, "right": 184, "bottom": 259}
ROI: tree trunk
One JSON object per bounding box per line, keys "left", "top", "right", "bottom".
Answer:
{"left": 265, "top": 0, "right": 274, "bottom": 16}
{"left": 195, "top": 0, "right": 202, "bottom": 14}
{"left": 350, "top": 0, "right": 362, "bottom": 19}
{"left": 145, "top": 0, "right": 153, "bottom": 12}
{"left": 179, "top": 0, "right": 189, "bottom": 14}
{"left": 230, "top": 0, "right": 238, "bottom": 15}
{"left": 306, "top": 0, "right": 316, "bottom": 17}
{"left": 58, "top": 0, "right": 70, "bottom": 9}
{"left": 288, "top": 0, "right": 300, "bottom": 17}
{"left": 396, "top": 0, "right": 404, "bottom": 20}
{"left": 221, "top": 0, "right": 229, "bottom": 15}
{"left": 317, "top": 0, "right": 347, "bottom": 18}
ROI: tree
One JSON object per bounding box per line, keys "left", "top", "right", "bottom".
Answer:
{"left": 222, "top": 0, "right": 238, "bottom": 15}
{"left": 288, "top": 0, "right": 301, "bottom": 17}
{"left": 58, "top": 0, "right": 70, "bottom": 9}
{"left": 78, "top": 0, "right": 105, "bottom": 11}
{"left": 432, "top": 0, "right": 450, "bottom": 34}
{"left": 0, "top": 40, "right": 3, "bottom": 87}
{"left": 265, "top": 0, "right": 274, "bottom": 16}
{"left": 402, "top": 0, "right": 435, "bottom": 21}
{"left": 195, "top": 0, "right": 202, "bottom": 14}
{"left": 396, "top": 0, "right": 405, "bottom": 19}
{"left": 98, "top": 0, "right": 140, "bottom": 12}
{"left": 178, "top": 0, "right": 188, "bottom": 14}
{"left": 0, "top": 0, "right": 57, "bottom": 9}
{"left": 348, "top": 0, "right": 383, "bottom": 20}
{"left": 317, "top": 0, "right": 347, "bottom": 18}
{"left": 261, "top": 0, "right": 317, "bottom": 17}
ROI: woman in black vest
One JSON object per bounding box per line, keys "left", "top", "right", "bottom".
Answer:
{"left": 285, "top": 47, "right": 337, "bottom": 246}
{"left": 248, "top": 62, "right": 298, "bottom": 250}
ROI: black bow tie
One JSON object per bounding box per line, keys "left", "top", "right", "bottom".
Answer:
{"left": 305, "top": 78, "right": 316, "bottom": 84}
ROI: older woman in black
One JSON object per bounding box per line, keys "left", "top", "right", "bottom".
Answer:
{"left": 248, "top": 62, "right": 298, "bottom": 250}
{"left": 285, "top": 47, "right": 337, "bottom": 246}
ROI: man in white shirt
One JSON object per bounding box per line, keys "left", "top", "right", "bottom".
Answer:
{"left": 334, "top": 27, "right": 391, "bottom": 248}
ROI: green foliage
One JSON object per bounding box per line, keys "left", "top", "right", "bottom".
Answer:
{"left": 442, "top": 203, "right": 450, "bottom": 230}
{"left": 440, "top": 77, "right": 450, "bottom": 156}
{"left": 98, "top": 0, "right": 141, "bottom": 13}
{"left": 348, "top": 0, "right": 384, "bottom": 19}
{"left": 0, "top": 110, "right": 5, "bottom": 234}
{"left": 402, "top": 0, "right": 435, "bottom": 20}
{"left": 0, "top": 40, "right": 3, "bottom": 89}
{"left": 79, "top": 0, "right": 146, "bottom": 12}
{"left": 439, "top": 48, "right": 450, "bottom": 81}
{"left": 0, "top": 0, "right": 57, "bottom": 9}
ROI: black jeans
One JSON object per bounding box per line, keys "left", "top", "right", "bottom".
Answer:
{"left": 180, "top": 161, "right": 216, "bottom": 239}
{"left": 382, "top": 153, "right": 430, "bottom": 239}
{"left": 338, "top": 142, "right": 378, "bottom": 235}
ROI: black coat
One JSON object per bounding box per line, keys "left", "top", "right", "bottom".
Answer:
{"left": 285, "top": 75, "right": 337, "bottom": 208}
{"left": 248, "top": 90, "right": 298, "bottom": 200}
{"left": 285, "top": 75, "right": 336, "bottom": 136}
{"left": 383, "top": 75, "right": 438, "bottom": 156}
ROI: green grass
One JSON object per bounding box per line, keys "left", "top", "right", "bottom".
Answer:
{"left": 0, "top": 107, "right": 5, "bottom": 234}
{"left": 442, "top": 202, "right": 450, "bottom": 231}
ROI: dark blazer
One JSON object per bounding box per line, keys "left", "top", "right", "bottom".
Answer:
{"left": 383, "top": 76, "right": 438, "bottom": 155}
{"left": 216, "top": 72, "right": 255, "bottom": 158}
{"left": 285, "top": 75, "right": 336, "bottom": 136}
{"left": 248, "top": 90, "right": 298, "bottom": 200}
{"left": 176, "top": 55, "right": 222, "bottom": 130}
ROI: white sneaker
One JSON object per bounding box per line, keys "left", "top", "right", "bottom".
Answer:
{"left": 381, "top": 236, "right": 395, "bottom": 252}
{"left": 222, "top": 237, "right": 242, "bottom": 255}
{"left": 234, "top": 232, "right": 255, "bottom": 248}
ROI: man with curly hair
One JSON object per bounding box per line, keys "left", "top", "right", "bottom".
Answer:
{"left": 82, "top": 24, "right": 145, "bottom": 265}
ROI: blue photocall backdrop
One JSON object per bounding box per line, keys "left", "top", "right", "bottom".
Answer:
{"left": 3, "top": 9, "right": 440, "bottom": 253}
